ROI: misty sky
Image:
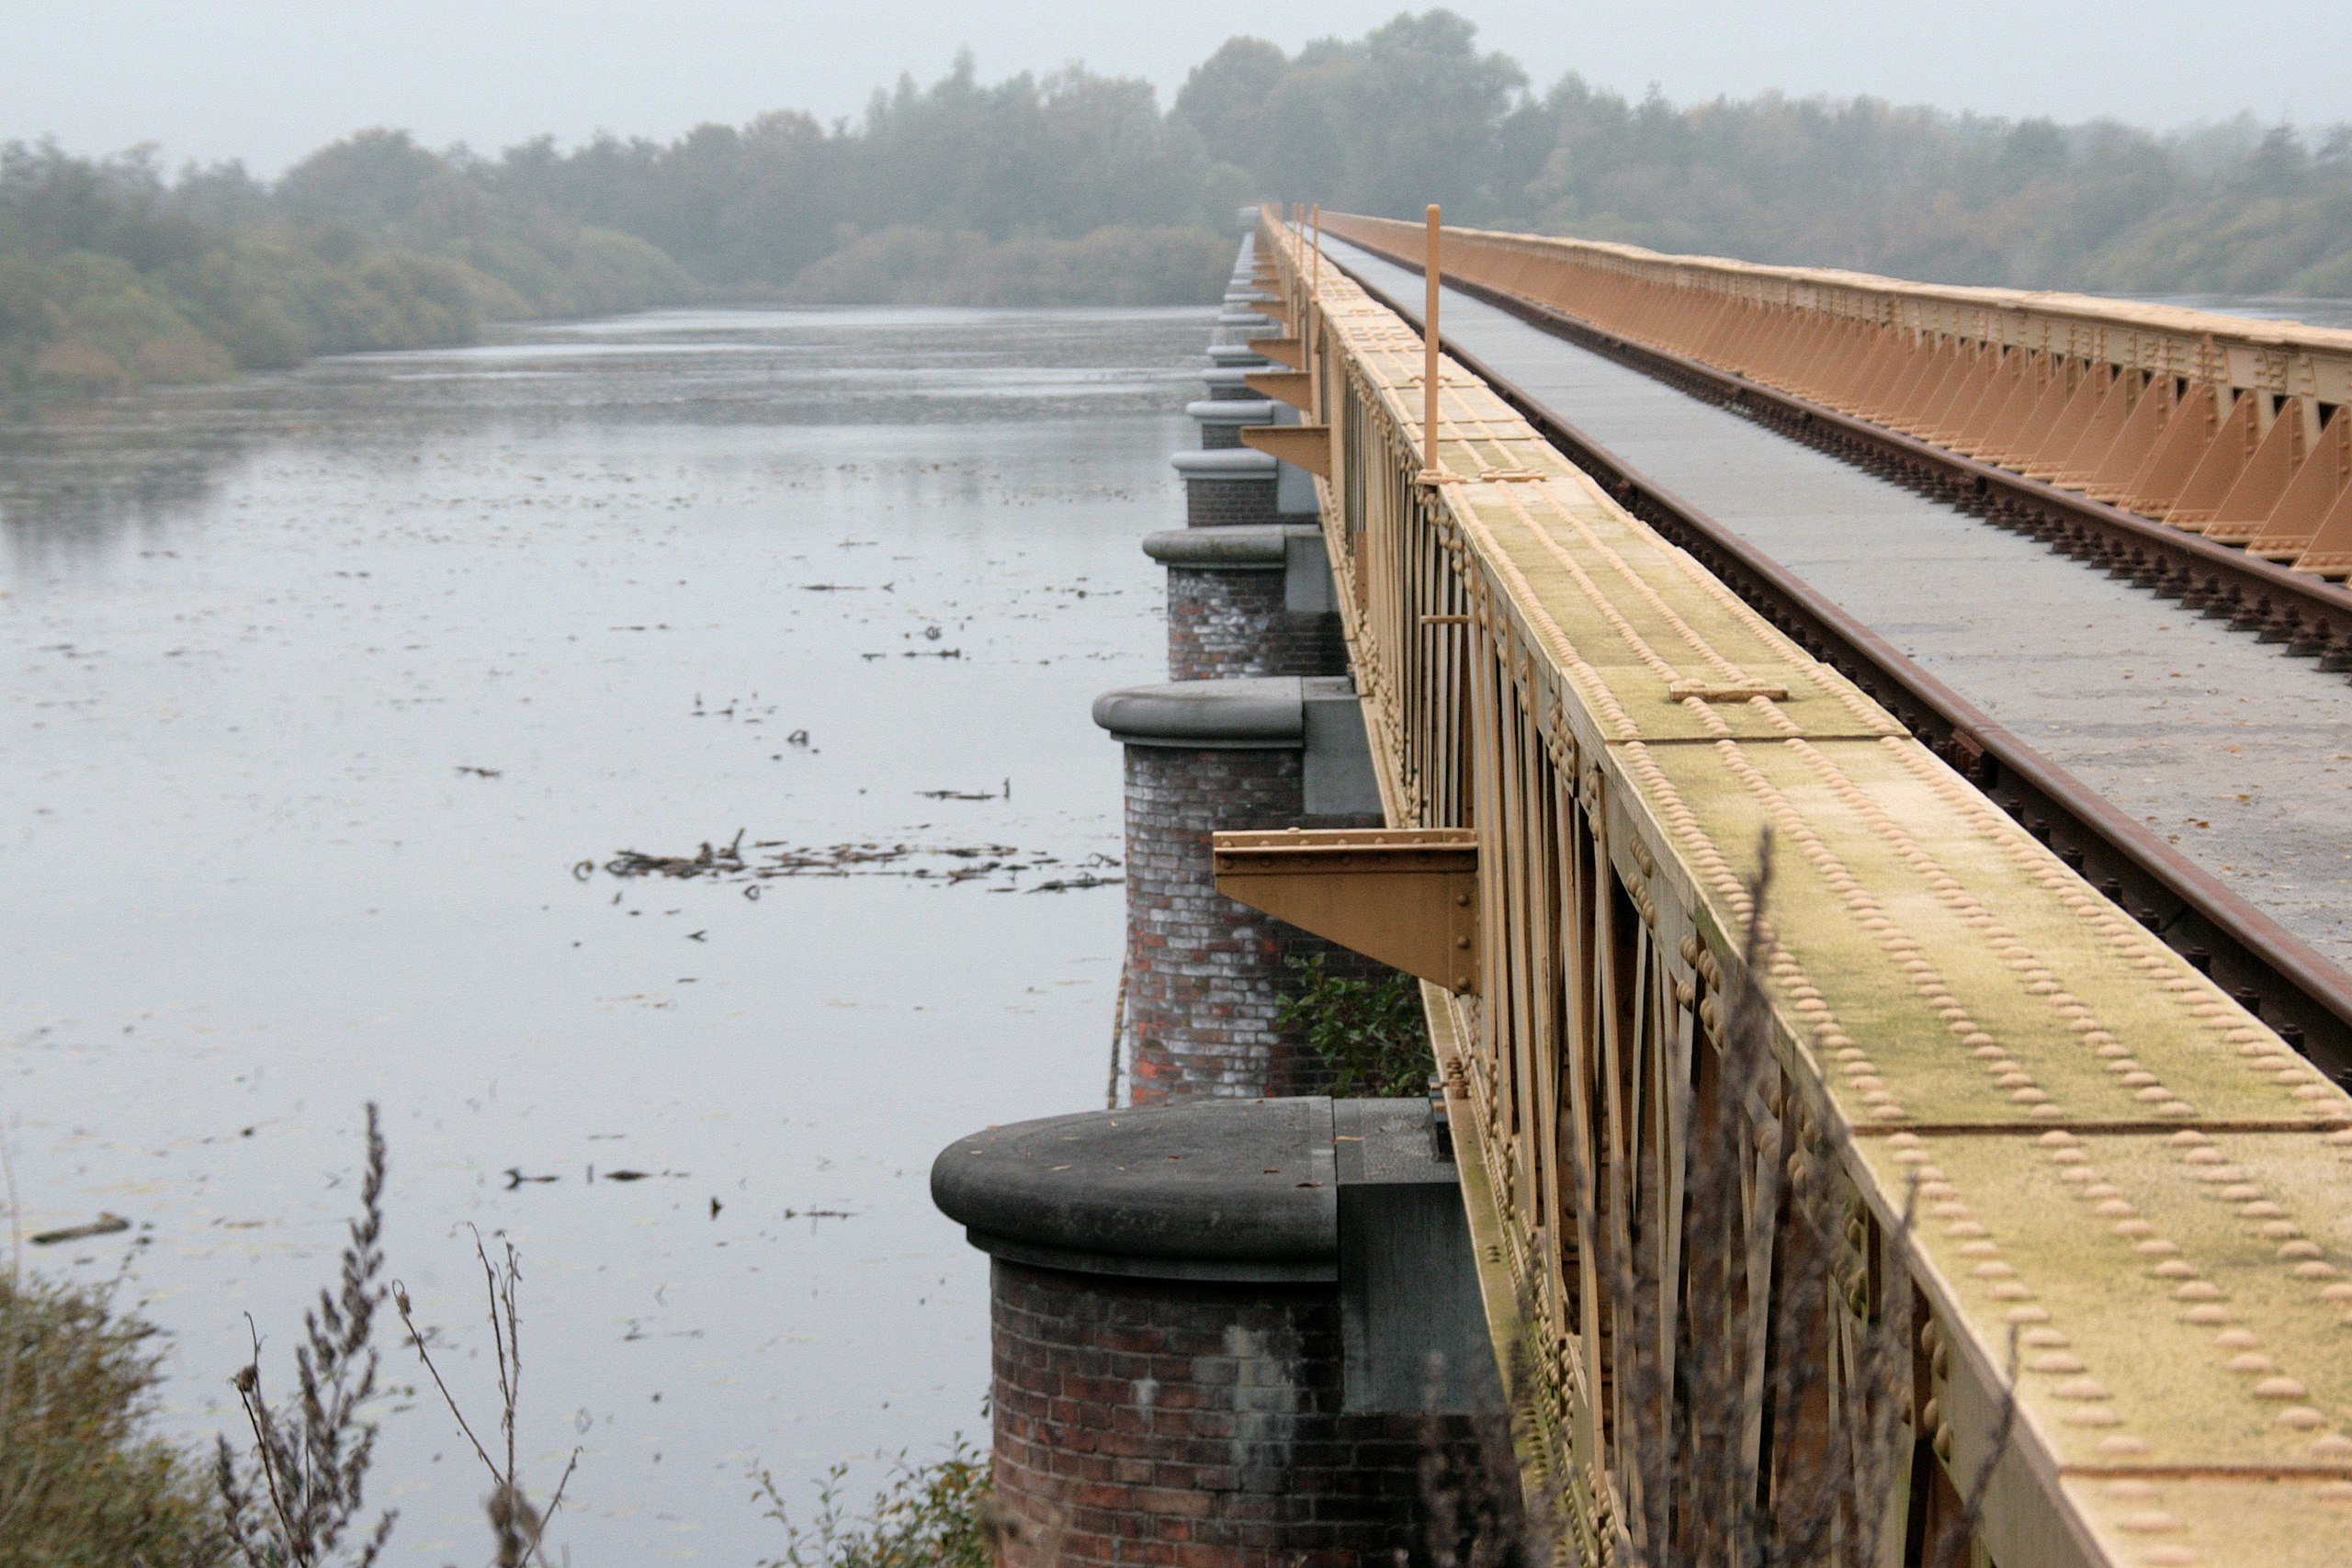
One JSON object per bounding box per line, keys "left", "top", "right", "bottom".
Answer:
{"left": 16, "top": 0, "right": 2349, "bottom": 173}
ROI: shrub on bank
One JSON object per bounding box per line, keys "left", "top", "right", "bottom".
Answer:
{"left": 1278, "top": 953, "right": 1436, "bottom": 1099}
{"left": 0, "top": 1270, "right": 229, "bottom": 1567}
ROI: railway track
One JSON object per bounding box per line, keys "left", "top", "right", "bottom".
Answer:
{"left": 1463, "top": 272, "right": 2352, "bottom": 674}
{"left": 1328, "top": 243, "right": 2352, "bottom": 1089}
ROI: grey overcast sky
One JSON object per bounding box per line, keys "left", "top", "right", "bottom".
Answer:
{"left": 10, "top": 0, "right": 2346, "bottom": 174}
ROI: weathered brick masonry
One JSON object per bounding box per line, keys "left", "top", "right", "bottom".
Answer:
{"left": 1164, "top": 569, "right": 1349, "bottom": 680}
{"left": 1189, "top": 398, "right": 1274, "bottom": 453}
{"left": 1118, "top": 741, "right": 1378, "bottom": 1101}
{"left": 1184, "top": 476, "right": 1282, "bottom": 530}
{"left": 989, "top": 1260, "right": 1434, "bottom": 1568}
{"left": 1201, "top": 368, "right": 1261, "bottom": 402}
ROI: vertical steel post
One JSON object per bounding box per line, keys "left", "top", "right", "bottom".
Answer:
{"left": 1308, "top": 204, "right": 1324, "bottom": 423}
{"left": 1423, "top": 204, "right": 1442, "bottom": 479}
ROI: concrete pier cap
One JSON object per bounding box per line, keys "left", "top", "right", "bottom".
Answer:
{"left": 1141, "top": 525, "right": 1336, "bottom": 608}
{"left": 1204, "top": 344, "right": 1272, "bottom": 369}
{"left": 1170, "top": 445, "right": 1316, "bottom": 526}
{"left": 1168, "top": 448, "right": 1277, "bottom": 479}
{"left": 933, "top": 1098, "right": 1337, "bottom": 1283}
{"left": 933, "top": 1099, "right": 1504, "bottom": 1568}
{"left": 1186, "top": 397, "right": 1278, "bottom": 450}
{"left": 1187, "top": 396, "right": 1277, "bottom": 426}
{"left": 933, "top": 1097, "right": 1501, "bottom": 1407}
{"left": 1092, "top": 674, "right": 1376, "bottom": 813}
{"left": 1142, "top": 528, "right": 1346, "bottom": 682}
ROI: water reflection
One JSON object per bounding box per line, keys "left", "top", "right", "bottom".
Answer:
{"left": 2, "top": 305, "right": 1203, "bottom": 1563}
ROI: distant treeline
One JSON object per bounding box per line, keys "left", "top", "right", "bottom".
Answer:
{"left": 0, "top": 135, "right": 688, "bottom": 394}
{"left": 6, "top": 7, "right": 2350, "bottom": 395}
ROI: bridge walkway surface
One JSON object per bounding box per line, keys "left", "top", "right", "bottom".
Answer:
{"left": 1325, "top": 237, "right": 2352, "bottom": 974}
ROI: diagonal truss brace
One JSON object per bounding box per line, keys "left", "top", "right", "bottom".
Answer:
{"left": 1239, "top": 424, "right": 1333, "bottom": 478}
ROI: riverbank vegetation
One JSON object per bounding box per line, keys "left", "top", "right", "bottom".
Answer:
{"left": 0, "top": 1269, "right": 229, "bottom": 1565}
{"left": 7, "top": 8, "right": 2350, "bottom": 398}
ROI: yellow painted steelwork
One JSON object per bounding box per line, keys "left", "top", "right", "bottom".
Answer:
{"left": 1321, "top": 212, "right": 2352, "bottom": 580}
{"left": 1253, "top": 209, "right": 2352, "bottom": 1566}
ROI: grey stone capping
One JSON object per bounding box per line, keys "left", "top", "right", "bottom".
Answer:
{"left": 1285, "top": 530, "right": 1339, "bottom": 613}
{"left": 1188, "top": 398, "right": 1276, "bottom": 427}
{"left": 934, "top": 1096, "right": 1498, "bottom": 1400}
{"left": 1206, "top": 344, "right": 1272, "bottom": 367}
{"left": 1302, "top": 689, "right": 1381, "bottom": 816}
{"left": 1334, "top": 1100, "right": 1505, "bottom": 1412}
{"left": 1202, "top": 367, "right": 1254, "bottom": 396}
{"left": 1171, "top": 447, "right": 1278, "bottom": 480}
{"left": 1142, "top": 525, "right": 1291, "bottom": 569}
{"left": 1217, "top": 310, "right": 1272, "bottom": 329}
{"left": 933, "top": 1099, "right": 1339, "bottom": 1282}
{"left": 1094, "top": 673, "right": 1336, "bottom": 748}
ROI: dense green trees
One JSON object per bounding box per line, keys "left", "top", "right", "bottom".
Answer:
{"left": 1178, "top": 23, "right": 2352, "bottom": 296}
{"left": 487, "top": 51, "right": 1249, "bottom": 289}
{"left": 6, "top": 9, "right": 2350, "bottom": 399}
{"left": 0, "top": 136, "right": 684, "bottom": 394}
{"left": 1176, "top": 14, "right": 1532, "bottom": 222}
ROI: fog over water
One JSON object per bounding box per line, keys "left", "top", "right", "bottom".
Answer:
{"left": 1, "top": 304, "right": 1204, "bottom": 1562}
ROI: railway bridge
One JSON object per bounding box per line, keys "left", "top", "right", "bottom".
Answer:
{"left": 936, "top": 207, "right": 2352, "bottom": 1568}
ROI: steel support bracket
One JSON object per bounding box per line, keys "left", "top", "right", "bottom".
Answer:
{"left": 1254, "top": 337, "right": 1308, "bottom": 371}
{"left": 1245, "top": 370, "right": 1314, "bottom": 412}
{"left": 1212, "top": 828, "right": 1478, "bottom": 993}
{"left": 1240, "top": 424, "right": 1332, "bottom": 479}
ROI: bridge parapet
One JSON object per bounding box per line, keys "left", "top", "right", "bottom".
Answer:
{"left": 1323, "top": 212, "right": 2352, "bottom": 583}
{"left": 1256, "top": 208, "right": 2352, "bottom": 1566}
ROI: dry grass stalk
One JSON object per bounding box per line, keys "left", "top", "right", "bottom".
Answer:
{"left": 392, "top": 1230, "right": 579, "bottom": 1567}
{"left": 1416, "top": 1342, "right": 1551, "bottom": 1568}
{"left": 213, "top": 1103, "right": 396, "bottom": 1568}
{"left": 753, "top": 1438, "right": 998, "bottom": 1568}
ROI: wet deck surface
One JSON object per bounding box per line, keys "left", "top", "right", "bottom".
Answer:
{"left": 1327, "top": 238, "right": 2352, "bottom": 972}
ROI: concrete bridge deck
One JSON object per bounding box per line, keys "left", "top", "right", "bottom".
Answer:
{"left": 1323, "top": 237, "right": 2352, "bottom": 974}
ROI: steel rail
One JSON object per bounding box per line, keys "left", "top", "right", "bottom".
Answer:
{"left": 1334, "top": 231, "right": 2352, "bottom": 676}
{"left": 1328, "top": 243, "right": 2352, "bottom": 1087}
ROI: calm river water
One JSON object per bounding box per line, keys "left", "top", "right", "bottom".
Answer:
{"left": 2, "top": 306, "right": 1204, "bottom": 1562}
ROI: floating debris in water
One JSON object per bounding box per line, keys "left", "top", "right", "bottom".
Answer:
{"left": 580, "top": 829, "right": 1117, "bottom": 891}
{"left": 32, "top": 1213, "right": 130, "bottom": 1246}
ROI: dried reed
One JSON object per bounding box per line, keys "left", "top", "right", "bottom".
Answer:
{"left": 213, "top": 1103, "right": 396, "bottom": 1568}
